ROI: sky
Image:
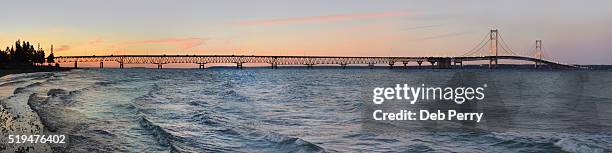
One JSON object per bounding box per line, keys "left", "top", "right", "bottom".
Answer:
{"left": 1, "top": 0, "right": 611, "bottom": 64}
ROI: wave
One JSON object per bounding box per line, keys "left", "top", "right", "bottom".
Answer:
{"left": 259, "top": 132, "right": 326, "bottom": 153}
{"left": 0, "top": 72, "right": 54, "bottom": 82}
{"left": 554, "top": 138, "right": 607, "bottom": 153}
{"left": 94, "top": 81, "right": 116, "bottom": 86}
{"left": 133, "top": 83, "right": 163, "bottom": 103}
{"left": 25, "top": 82, "right": 43, "bottom": 88}
{"left": 0, "top": 80, "right": 28, "bottom": 87}
{"left": 27, "top": 91, "right": 124, "bottom": 152}
{"left": 190, "top": 112, "right": 226, "bottom": 126}
{"left": 221, "top": 89, "right": 249, "bottom": 103}
{"left": 492, "top": 132, "right": 612, "bottom": 153}
{"left": 12, "top": 87, "right": 27, "bottom": 94}
{"left": 9, "top": 74, "right": 58, "bottom": 95}
{"left": 189, "top": 112, "right": 326, "bottom": 152}
{"left": 138, "top": 116, "right": 175, "bottom": 147}
{"left": 138, "top": 116, "right": 197, "bottom": 153}
{"left": 47, "top": 88, "right": 68, "bottom": 97}
{"left": 12, "top": 82, "right": 43, "bottom": 94}
{"left": 44, "top": 88, "right": 81, "bottom": 106}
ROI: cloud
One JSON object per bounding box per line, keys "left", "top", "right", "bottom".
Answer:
{"left": 410, "top": 31, "right": 472, "bottom": 41}
{"left": 123, "top": 37, "right": 205, "bottom": 50}
{"left": 404, "top": 24, "right": 446, "bottom": 30}
{"left": 88, "top": 37, "right": 104, "bottom": 45}
{"left": 236, "top": 11, "right": 410, "bottom": 26}
{"left": 54, "top": 45, "right": 71, "bottom": 52}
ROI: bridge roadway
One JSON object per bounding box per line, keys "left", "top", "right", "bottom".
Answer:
{"left": 55, "top": 55, "right": 577, "bottom": 69}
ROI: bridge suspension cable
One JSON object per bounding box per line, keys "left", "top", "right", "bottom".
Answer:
{"left": 461, "top": 29, "right": 518, "bottom": 57}
{"left": 461, "top": 32, "right": 491, "bottom": 57}
{"left": 497, "top": 32, "right": 518, "bottom": 56}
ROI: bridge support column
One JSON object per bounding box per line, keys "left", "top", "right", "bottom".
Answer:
{"left": 403, "top": 62, "right": 408, "bottom": 69}
{"left": 119, "top": 62, "right": 124, "bottom": 69}
{"left": 417, "top": 61, "right": 423, "bottom": 69}
{"left": 157, "top": 63, "right": 163, "bottom": 69}
{"left": 453, "top": 60, "right": 462, "bottom": 69}
{"left": 368, "top": 63, "right": 374, "bottom": 69}
{"left": 74, "top": 61, "right": 77, "bottom": 68}
{"left": 340, "top": 63, "right": 347, "bottom": 69}
{"left": 388, "top": 62, "right": 394, "bottom": 69}
{"left": 100, "top": 62, "right": 103, "bottom": 68}
{"left": 429, "top": 61, "right": 435, "bottom": 69}
{"left": 236, "top": 63, "right": 243, "bottom": 69}
{"left": 198, "top": 63, "right": 206, "bottom": 69}
{"left": 489, "top": 58, "right": 497, "bottom": 69}
{"left": 306, "top": 64, "right": 314, "bottom": 69}
{"left": 271, "top": 63, "right": 277, "bottom": 69}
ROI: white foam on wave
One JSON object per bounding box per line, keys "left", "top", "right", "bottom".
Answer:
{"left": 554, "top": 138, "right": 605, "bottom": 153}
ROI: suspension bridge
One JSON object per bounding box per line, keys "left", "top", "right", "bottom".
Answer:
{"left": 54, "top": 29, "right": 579, "bottom": 69}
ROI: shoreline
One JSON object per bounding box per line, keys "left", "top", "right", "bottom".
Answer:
{"left": 0, "top": 67, "right": 73, "bottom": 78}
{"left": 0, "top": 68, "right": 71, "bottom": 152}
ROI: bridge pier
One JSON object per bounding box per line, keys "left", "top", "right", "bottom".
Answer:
{"left": 340, "top": 63, "right": 347, "bottom": 69}
{"left": 198, "top": 63, "right": 206, "bottom": 69}
{"left": 306, "top": 64, "right": 315, "bottom": 69}
{"left": 74, "top": 61, "right": 78, "bottom": 68}
{"left": 453, "top": 60, "right": 463, "bottom": 69}
{"left": 236, "top": 63, "right": 243, "bottom": 69}
{"left": 100, "top": 62, "right": 103, "bottom": 68}
{"left": 403, "top": 62, "right": 408, "bottom": 69}
{"left": 416, "top": 61, "right": 423, "bottom": 69}
{"left": 489, "top": 58, "right": 497, "bottom": 69}
{"left": 437, "top": 58, "right": 452, "bottom": 69}
{"left": 368, "top": 63, "right": 374, "bottom": 69}
{"left": 157, "top": 63, "right": 163, "bottom": 69}
{"left": 388, "top": 62, "right": 394, "bottom": 69}
{"left": 270, "top": 63, "right": 278, "bottom": 69}
{"left": 119, "top": 62, "right": 124, "bottom": 69}
{"left": 429, "top": 61, "right": 435, "bottom": 68}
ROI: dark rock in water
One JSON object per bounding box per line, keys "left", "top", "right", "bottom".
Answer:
{"left": 47, "top": 89, "right": 68, "bottom": 97}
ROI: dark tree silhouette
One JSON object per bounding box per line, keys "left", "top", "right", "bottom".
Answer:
{"left": 0, "top": 40, "right": 48, "bottom": 68}
{"left": 47, "top": 51, "right": 55, "bottom": 63}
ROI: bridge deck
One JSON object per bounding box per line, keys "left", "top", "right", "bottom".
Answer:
{"left": 54, "top": 55, "right": 577, "bottom": 68}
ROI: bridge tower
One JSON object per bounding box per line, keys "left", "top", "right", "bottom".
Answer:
{"left": 534, "top": 40, "right": 543, "bottom": 68}
{"left": 489, "top": 29, "right": 499, "bottom": 69}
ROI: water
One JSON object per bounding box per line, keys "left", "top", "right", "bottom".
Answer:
{"left": 1, "top": 68, "right": 612, "bottom": 152}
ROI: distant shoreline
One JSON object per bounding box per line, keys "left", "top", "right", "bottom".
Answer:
{"left": 0, "top": 67, "right": 73, "bottom": 78}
